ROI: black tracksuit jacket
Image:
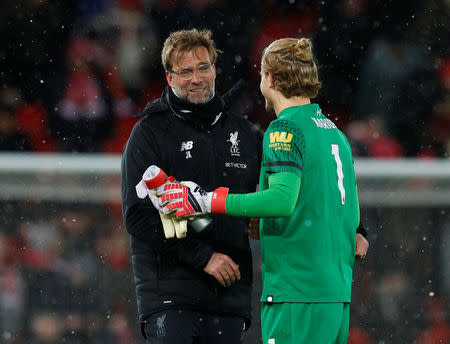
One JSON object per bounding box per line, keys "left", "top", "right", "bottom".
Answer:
{"left": 121, "top": 89, "right": 262, "bottom": 335}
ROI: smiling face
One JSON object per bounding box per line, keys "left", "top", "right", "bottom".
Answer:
{"left": 166, "top": 46, "right": 216, "bottom": 104}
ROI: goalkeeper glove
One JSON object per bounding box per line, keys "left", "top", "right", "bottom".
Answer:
{"left": 158, "top": 211, "right": 187, "bottom": 239}
{"left": 135, "top": 166, "right": 188, "bottom": 239}
{"left": 159, "top": 181, "right": 229, "bottom": 218}
{"left": 135, "top": 165, "right": 176, "bottom": 213}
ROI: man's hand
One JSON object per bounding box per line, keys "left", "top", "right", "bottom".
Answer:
{"left": 159, "top": 181, "right": 229, "bottom": 217}
{"left": 204, "top": 253, "right": 241, "bottom": 287}
{"left": 355, "top": 233, "right": 369, "bottom": 259}
{"left": 248, "top": 218, "right": 260, "bottom": 240}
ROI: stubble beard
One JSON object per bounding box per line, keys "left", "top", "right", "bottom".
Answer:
{"left": 173, "top": 79, "right": 215, "bottom": 104}
{"left": 265, "top": 96, "right": 274, "bottom": 113}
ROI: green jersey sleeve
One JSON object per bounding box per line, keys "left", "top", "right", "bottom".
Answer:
{"left": 225, "top": 172, "right": 301, "bottom": 217}
{"left": 262, "top": 120, "right": 305, "bottom": 177}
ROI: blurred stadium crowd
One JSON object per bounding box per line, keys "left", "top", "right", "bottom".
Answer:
{"left": 1, "top": 0, "right": 449, "bottom": 157}
{"left": 0, "top": 0, "right": 449, "bottom": 343}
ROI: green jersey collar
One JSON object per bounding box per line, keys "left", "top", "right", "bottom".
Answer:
{"left": 278, "top": 103, "right": 321, "bottom": 120}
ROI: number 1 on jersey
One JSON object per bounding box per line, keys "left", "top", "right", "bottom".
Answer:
{"left": 331, "top": 144, "right": 345, "bottom": 205}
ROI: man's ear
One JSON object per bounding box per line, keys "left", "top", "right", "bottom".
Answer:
{"left": 166, "top": 71, "right": 174, "bottom": 88}
{"left": 268, "top": 73, "right": 275, "bottom": 88}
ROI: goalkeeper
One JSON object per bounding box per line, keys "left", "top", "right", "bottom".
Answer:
{"left": 155, "top": 37, "right": 367, "bottom": 344}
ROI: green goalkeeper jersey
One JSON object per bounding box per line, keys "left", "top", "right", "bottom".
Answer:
{"left": 258, "top": 103, "right": 359, "bottom": 303}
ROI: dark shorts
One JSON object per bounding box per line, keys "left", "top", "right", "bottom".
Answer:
{"left": 143, "top": 309, "right": 245, "bottom": 344}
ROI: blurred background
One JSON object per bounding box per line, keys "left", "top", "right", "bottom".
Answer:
{"left": 0, "top": 0, "right": 449, "bottom": 343}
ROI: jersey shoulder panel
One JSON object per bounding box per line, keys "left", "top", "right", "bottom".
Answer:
{"left": 262, "top": 119, "right": 305, "bottom": 176}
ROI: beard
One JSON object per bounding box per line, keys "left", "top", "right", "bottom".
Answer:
{"left": 172, "top": 79, "right": 215, "bottom": 104}
{"left": 264, "top": 96, "right": 274, "bottom": 112}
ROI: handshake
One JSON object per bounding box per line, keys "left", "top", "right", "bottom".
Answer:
{"left": 135, "top": 165, "right": 229, "bottom": 239}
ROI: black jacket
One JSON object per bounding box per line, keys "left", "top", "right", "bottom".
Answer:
{"left": 121, "top": 88, "right": 262, "bottom": 335}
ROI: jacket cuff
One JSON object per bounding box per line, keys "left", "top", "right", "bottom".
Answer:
{"left": 143, "top": 167, "right": 169, "bottom": 189}
{"left": 211, "top": 187, "right": 229, "bottom": 214}
{"left": 356, "top": 222, "right": 367, "bottom": 237}
{"left": 172, "top": 239, "right": 214, "bottom": 271}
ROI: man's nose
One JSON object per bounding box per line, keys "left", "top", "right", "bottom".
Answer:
{"left": 190, "top": 70, "right": 201, "bottom": 83}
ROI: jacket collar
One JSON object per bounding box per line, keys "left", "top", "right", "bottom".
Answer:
{"left": 137, "top": 87, "right": 225, "bottom": 131}
{"left": 136, "top": 78, "right": 246, "bottom": 121}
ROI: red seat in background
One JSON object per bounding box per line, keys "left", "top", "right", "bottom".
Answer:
{"left": 369, "top": 136, "right": 404, "bottom": 158}
{"left": 102, "top": 116, "right": 140, "bottom": 154}
{"left": 16, "top": 104, "right": 56, "bottom": 152}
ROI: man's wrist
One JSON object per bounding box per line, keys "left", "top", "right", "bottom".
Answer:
{"left": 210, "top": 187, "right": 229, "bottom": 214}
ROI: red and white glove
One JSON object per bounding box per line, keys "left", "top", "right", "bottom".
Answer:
{"left": 159, "top": 181, "right": 229, "bottom": 218}
{"left": 135, "top": 165, "right": 177, "bottom": 211}
{"left": 135, "top": 166, "right": 187, "bottom": 239}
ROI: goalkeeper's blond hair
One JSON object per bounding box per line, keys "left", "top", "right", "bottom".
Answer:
{"left": 261, "top": 38, "right": 322, "bottom": 99}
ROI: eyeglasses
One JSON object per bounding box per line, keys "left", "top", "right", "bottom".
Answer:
{"left": 170, "top": 63, "right": 213, "bottom": 81}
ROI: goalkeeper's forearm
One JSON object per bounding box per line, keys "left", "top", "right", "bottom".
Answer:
{"left": 224, "top": 172, "right": 301, "bottom": 217}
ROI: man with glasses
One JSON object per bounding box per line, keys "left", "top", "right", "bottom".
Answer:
{"left": 121, "top": 29, "right": 262, "bottom": 343}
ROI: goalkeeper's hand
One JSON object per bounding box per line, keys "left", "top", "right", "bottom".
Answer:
{"left": 135, "top": 168, "right": 188, "bottom": 238}
{"left": 136, "top": 184, "right": 188, "bottom": 239}
{"left": 135, "top": 169, "right": 177, "bottom": 213}
{"left": 159, "top": 181, "right": 229, "bottom": 218}
{"left": 158, "top": 211, "right": 187, "bottom": 239}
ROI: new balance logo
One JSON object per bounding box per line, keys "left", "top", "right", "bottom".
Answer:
{"left": 269, "top": 131, "right": 293, "bottom": 143}
{"left": 180, "top": 141, "right": 193, "bottom": 151}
